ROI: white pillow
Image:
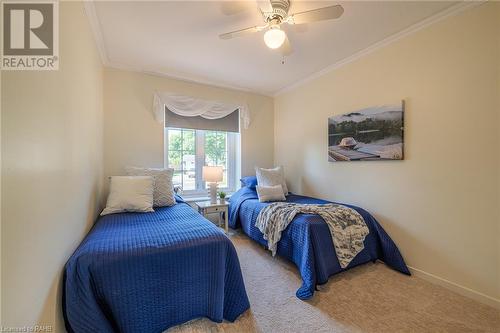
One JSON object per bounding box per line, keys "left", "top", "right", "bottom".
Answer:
{"left": 125, "top": 167, "right": 175, "bottom": 207}
{"left": 101, "top": 176, "right": 155, "bottom": 216}
{"left": 256, "top": 185, "right": 286, "bottom": 203}
{"left": 255, "top": 166, "right": 289, "bottom": 195}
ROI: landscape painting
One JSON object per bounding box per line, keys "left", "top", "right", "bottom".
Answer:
{"left": 328, "top": 102, "right": 404, "bottom": 161}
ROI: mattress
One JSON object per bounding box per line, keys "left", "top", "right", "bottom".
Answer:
{"left": 64, "top": 197, "right": 250, "bottom": 333}
{"left": 229, "top": 187, "right": 410, "bottom": 299}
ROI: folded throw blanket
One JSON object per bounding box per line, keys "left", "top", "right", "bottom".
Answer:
{"left": 256, "top": 203, "right": 369, "bottom": 268}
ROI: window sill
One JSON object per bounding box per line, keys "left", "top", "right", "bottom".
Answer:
{"left": 182, "top": 193, "right": 233, "bottom": 203}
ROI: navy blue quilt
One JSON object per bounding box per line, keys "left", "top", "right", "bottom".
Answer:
{"left": 63, "top": 197, "right": 250, "bottom": 333}
{"left": 229, "top": 187, "right": 410, "bottom": 300}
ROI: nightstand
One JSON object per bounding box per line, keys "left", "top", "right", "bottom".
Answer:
{"left": 194, "top": 200, "right": 229, "bottom": 233}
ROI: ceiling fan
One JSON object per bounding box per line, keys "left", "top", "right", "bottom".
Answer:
{"left": 219, "top": 0, "right": 344, "bottom": 56}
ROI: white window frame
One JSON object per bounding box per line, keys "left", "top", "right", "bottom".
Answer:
{"left": 164, "top": 128, "right": 239, "bottom": 197}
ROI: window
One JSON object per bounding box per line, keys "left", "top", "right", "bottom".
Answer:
{"left": 165, "top": 128, "right": 239, "bottom": 196}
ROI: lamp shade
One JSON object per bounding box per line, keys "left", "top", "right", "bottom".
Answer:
{"left": 202, "top": 166, "right": 223, "bottom": 183}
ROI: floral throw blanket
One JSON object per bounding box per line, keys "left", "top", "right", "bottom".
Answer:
{"left": 256, "top": 203, "right": 369, "bottom": 268}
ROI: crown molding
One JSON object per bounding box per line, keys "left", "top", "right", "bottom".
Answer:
{"left": 83, "top": 1, "right": 109, "bottom": 66}
{"left": 105, "top": 61, "right": 274, "bottom": 97}
{"left": 82, "top": 1, "right": 273, "bottom": 97}
{"left": 273, "top": 1, "right": 486, "bottom": 96}
{"left": 83, "top": 1, "right": 485, "bottom": 99}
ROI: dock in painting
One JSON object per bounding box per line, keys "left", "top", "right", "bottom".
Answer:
{"left": 328, "top": 102, "right": 404, "bottom": 162}
{"left": 328, "top": 146, "right": 379, "bottom": 161}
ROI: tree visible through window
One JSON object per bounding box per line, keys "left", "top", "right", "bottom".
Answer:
{"left": 168, "top": 129, "right": 195, "bottom": 190}
{"left": 205, "top": 131, "right": 228, "bottom": 188}
{"left": 165, "top": 128, "right": 238, "bottom": 195}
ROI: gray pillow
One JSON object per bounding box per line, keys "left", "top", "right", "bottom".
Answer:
{"left": 256, "top": 185, "right": 286, "bottom": 202}
{"left": 255, "top": 166, "right": 289, "bottom": 195}
{"left": 125, "top": 167, "right": 175, "bottom": 207}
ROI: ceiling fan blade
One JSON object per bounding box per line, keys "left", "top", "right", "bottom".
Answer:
{"left": 220, "top": 1, "right": 250, "bottom": 16}
{"left": 290, "top": 23, "right": 308, "bottom": 33}
{"left": 280, "top": 35, "right": 293, "bottom": 56}
{"left": 256, "top": 0, "right": 273, "bottom": 14}
{"left": 219, "top": 25, "right": 267, "bottom": 40}
{"left": 288, "top": 5, "right": 344, "bottom": 25}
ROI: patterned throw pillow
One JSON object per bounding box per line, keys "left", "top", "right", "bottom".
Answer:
{"left": 255, "top": 166, "right": 289, "bottom": 195}
{"left": 125, "top": 167, "right": 176, "bottom": 207}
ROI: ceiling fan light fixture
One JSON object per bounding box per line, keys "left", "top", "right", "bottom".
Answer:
{"left": 263, "top": 26, "right": 286, "bottom": 49}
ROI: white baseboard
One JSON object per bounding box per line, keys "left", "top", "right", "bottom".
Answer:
{"left": 407, "top": 265, "right": 500, "bottom": 310}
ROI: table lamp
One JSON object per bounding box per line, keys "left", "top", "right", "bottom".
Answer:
{"left": 202, "top": 166, "right": 223, "bottom": 204}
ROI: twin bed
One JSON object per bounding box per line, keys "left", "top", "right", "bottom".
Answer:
{"left": 64, "top": 184, "right": 409, "bottom": 332}
{"left": 63, "top": 196, "right": 249, "bottom": 333}
{"left": 229, "top": 185, "right": 410, "bottom": 300}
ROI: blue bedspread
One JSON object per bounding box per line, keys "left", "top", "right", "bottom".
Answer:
{"left": 63, "top": 197, "right": 250, "bottom": 333}
{"left": 229, "top": 187, "right": 410, "bottom": 300}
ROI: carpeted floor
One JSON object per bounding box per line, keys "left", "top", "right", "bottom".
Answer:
{"left": 167, "top": 232, "right": 500, "bottom": 333}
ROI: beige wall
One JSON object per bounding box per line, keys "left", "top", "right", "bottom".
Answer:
{"left": 103, "top": 68, "right": 274, "bottom": 182}
{"left": 1, "top": 2, "right": 103, "bottom": 330}
{"left": 1, "top": 2, "right": 498, "bottom": 330}
{"left": 275, "top": 3, "right": 500, "bottom": 304}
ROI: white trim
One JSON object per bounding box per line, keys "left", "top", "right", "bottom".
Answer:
{"left": 227, "top": 132, "right": 238, "bottom": 191}
{"left": 82, "top": 1, "right": 272, "bottom": 97}
{"left": 83, "top": 1, "right": 109, "bottom": 66}
{"left": 407, "top": 265, "right": 500, "bottom": 310}
{"left": 110, "top": 61, "right": 274, "bottom": 98}
{"left": 84, "top": 1, "right": 484, "bottom": 97}
{"left": 273, "top": 1, "right": 486, "bottom": 96}
{"left": 195, "top": 130, "right": 205, "bottom": 192}
{"left": 163, "top": 127, "right": 168, "bottom": 169}
{"left": 182, "top": 195, "right": 233, "bottom": 205}
{"left": 165, "top": 128, "right": 239, "bottom": 195}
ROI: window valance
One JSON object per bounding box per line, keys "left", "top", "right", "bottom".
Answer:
{"left": 165, "top": 107, "right": 240, "bottom": 132}
{"left": 153, "top": 92, "right": 250, "bottom": 129}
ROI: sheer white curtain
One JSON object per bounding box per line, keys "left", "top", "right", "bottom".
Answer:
{"left": 153, "top": 92, "right": 250, "bottom": 129}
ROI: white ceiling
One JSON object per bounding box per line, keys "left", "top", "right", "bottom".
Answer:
{"left": 91, "top": 1, "right": 460, "bottom": 95}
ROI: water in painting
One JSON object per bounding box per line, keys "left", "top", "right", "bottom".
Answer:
{"left": 328, "top": 102, "right": 404, "bottom": 161}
